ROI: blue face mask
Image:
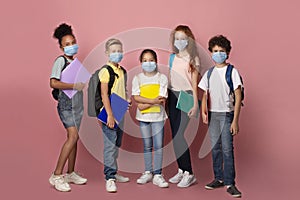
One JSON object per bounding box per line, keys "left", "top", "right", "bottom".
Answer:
{"left": 109, "top": 52, "right": 123, "bottom": 63}
{"left": 64, "top": 44, "right": 79, "bottom": 56}
{"left": 142, "top": 61, "right": 157, "bottom": 73}
{"left": 174, "top": 39, "right": 188, "bottom": 51}
{"left": 212, "top": 52, "right": 228, "bottom": 64}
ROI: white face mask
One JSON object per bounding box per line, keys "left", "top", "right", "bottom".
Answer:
{"left": 212, "top": 52, "right": 227, "bottom": 64}
{"left": 109, "top": 52, "right": 123, "bottom": 63}
{"left": 142, "top": 61, "right": 157, "bottom": 72}
{"left": 63, "top": 44, "right": 79, "bottom": 56}
{"left": 174, "top": 39, "right": 188, "bottom": 51}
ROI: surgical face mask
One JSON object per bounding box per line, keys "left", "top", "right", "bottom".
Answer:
{"left": 174, "top": 39, "right": 188, "bottom": 51}
{"left": 109, "top": 52, "right": 123, "bottom": 63}
{"left": 212, "top": 52, "right": 228, "bottom": 64}
{"left": 64, "top": 44, "right": 79, "bottom": 56}
{"left": 142, "top": 61, "right": 157, "bottom": 72}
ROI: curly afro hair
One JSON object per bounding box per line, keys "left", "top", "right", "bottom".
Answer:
{"left": 208, "top": 35, "right": 232, "bottom": 53}
{"left": 53, "top": 23, "right": 74, "bottom": 46}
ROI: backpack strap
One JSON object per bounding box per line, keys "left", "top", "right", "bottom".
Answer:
{"left": 55, "top": 55, "right": 69, "bottom": 72}
{"left": 226, "top": 64, "right": 245, "bottom": 106}
{"left": 61, "top": 56, "right": 69, "bottom": 71}
{"left": 51, "top": 56, "right": 70, "bottom": 100}
{"left": 207, "top": 67, "right": 214, "bottom": 90}
{"left": 102, "top": 65, "right": 118, "bottom": 96}
{"left": 169, "top": 53, "right": 176, "bottom": 69}
{"left": 101, "top": 65, "right": 127, "bottom": 96}
{"left": 226, "top": 64, "right": 234, "bottom": 95}
{"left": 120, "top": 66, "right": 127, "bottom": 89}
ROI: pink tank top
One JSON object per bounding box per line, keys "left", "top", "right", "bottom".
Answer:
{"left": 170, "top": 55, "right": 193, "bottom": 91}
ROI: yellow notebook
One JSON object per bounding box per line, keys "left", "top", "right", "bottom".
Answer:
{"left": 140, "top": 84, "right": 160, "bottom": 113}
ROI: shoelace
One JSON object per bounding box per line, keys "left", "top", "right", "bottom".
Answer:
{"left": 70, "top": 171, "right": 83, "bottom": 178}
{"left": 174, "top": 172, "right": 183, "bottom": 179}
{"left": 107, "top": 180, "right": 115, "bottom": 187}
{"left": 181, "top": 174, "right": 192, "bottom": 183}
{"left": 211, "top": 180, "right": 221, "bottom": 186}
{"left": 140, "top": 174, "right": 151, "bottom": 179}
{"left": 229, "top": 186, "right": 239, "bottom": 193}
{"left": 54, "top": 176, "right": 68, "bottom": 184}
{"left": 68, "top": 172, "right": 87, "bottom": 182}
{"left": 155, "top": 175, "right": 167, "bottom": 183}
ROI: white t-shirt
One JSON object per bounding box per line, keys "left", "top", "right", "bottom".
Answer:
{"left": 132, "top": 72, "right": 168, "bottom": 122}
{"left": 198, "top": 65, "right": 242, "bottom": 112}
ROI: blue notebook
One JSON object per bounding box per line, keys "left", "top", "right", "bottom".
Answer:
{"left": 97, "top": 93, "right": 129, "bottom": 128}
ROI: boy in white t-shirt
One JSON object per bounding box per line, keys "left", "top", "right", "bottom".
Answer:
{"left": 198, "top": 35, "right": 242, "bottom": 198}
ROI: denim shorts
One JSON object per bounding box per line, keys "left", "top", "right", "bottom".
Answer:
{"left": 57, "top": 91, "right": 83, "bottom": 129}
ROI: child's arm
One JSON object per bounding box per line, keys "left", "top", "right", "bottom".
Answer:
{"left": 201, "top": 91, "right": 208, "bottom": 124}
{"left": 137, "top": 103, "right": 152, "bottom": 111}
{"left": 101, "top": 82, "right": 115, "bottom": 129}
{"left": 188, "top": 68, "right": 199, "bottom": 118}
{"left": 125, "top": 76, "right": 132, "bottom": 107}
{"left": 159, "top": 75, "right": 168, "bottom": 106}
{"left": 133, "top": 95, "right": 165, "bottom": 111}
{"left": 231, "top": 86, "right": 242, "bottom": 135}
{"left": 131, "top": 75, "right": 160, "bottom": 105}
{"left": 133, "top": 95, "right": 163, "bottom": 105}
{"left": 50, "top": 79, "right": 85, "bottom": 91}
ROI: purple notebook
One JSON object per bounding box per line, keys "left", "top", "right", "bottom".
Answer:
{"left": 60, "top": 58, "right": 91, "bottom": 98}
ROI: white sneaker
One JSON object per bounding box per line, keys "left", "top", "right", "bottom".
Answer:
{"left": 169, "top": 169, "right": 183, "bottom": 184}
{"left": 115, "top": 174, "right": 130, "bottom": 183}
{"left": 65, "top": 172, "right": 87, "bottom": 185}
{"left": 177, "top": 171, "right": 196, "bottom": 188}
{"left": 136, "top": 171, "right": 153, "bottom": 184}
{"left": 106, "top": 179, "right": 117, "bottom": 193}
{"left": 49, "top": 173, "right": 71, "bottom": 192}
{"left": 153, "top": 174, "right": 169, "bottom": 188}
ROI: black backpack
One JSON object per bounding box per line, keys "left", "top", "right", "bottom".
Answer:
{"left": 207, "top": 64, "right": 245, "bottom": 106}
{"left": 51, "top": 56, "right": 69, "bottom": 100}
{"left": 87, "top": 65, "right": 127, "bottom": 117}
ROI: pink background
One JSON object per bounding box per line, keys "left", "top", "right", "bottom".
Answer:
{"left": 1, "top": 0, "right": 299, "bottom": 199}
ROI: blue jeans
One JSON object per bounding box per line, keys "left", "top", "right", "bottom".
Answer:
{"left": 102, "top": 122, "right": 123, "bottom": 180}
{"left": 208, "top": 112, "right": 236, "bottom": 186}
{"left": 140, "top": 121, "right": 164, "bottom": 175}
